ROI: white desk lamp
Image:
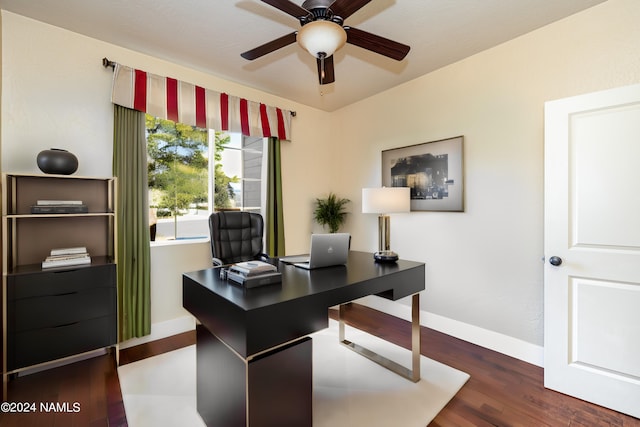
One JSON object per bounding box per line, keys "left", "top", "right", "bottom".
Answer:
{"left": 362, "top": 187, "right": 410, "bottom": 262}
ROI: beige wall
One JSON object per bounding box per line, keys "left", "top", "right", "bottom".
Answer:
{"left": 0, "top": 11, "right": 332, "bottom": 343}
{"left": 0, "top": 11, "right": 331, "bottom": 254}
{"left": 332, "top": 0, "right": 640, "bottom": 354}
{"left": 2, "top": 0, "right": 639, "bottom": 360}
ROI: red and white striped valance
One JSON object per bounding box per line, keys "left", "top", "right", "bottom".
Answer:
{"left": 110, "top": 64, "right": 292, "bottom": 140}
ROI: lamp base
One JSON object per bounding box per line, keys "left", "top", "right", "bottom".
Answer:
{"left": 373, "top": 251, "right": 399, "bottom": 263}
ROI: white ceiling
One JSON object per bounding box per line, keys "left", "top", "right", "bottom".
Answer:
{"left": 0, "top": 0, "right": 606, "bottom": 111}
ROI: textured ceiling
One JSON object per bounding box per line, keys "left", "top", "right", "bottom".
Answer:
{"left": 0, "top": 0, "right": 606, "bottom": 111}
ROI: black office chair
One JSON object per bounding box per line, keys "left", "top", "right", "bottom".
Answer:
{"left": 208, "top": 211, "right": 269, "bottom": 266}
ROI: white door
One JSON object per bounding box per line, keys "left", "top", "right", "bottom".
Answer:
{"left": 544, "top": 83, "right": 640, "bottom": 418}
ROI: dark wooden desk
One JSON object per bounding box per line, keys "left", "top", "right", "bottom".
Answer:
{"left": 183, "top": 251, "right": 425, "bottom": 427}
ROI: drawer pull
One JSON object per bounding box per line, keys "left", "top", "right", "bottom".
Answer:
{"left": 51, "top": 321, "right": 80, "bottom": 329}
{"left": 52, "top": 291, "right": 79, "bottom": 297}
{"left": 52, "top": 269, "right": 80, "bottom": 274}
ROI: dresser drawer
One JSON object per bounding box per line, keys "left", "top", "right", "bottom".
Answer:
{"left": 7, "top": 264, "right": 115, "bottom": 300}
{"left": 8, "top": 286, "right": 116, "bottom": 332}
{"left": 7, "top": 315, "right": 117, "bottom": 371}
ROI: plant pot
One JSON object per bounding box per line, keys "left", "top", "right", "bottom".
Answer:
{"left": 37, "top": 148, "right": 79, "bottom": 175}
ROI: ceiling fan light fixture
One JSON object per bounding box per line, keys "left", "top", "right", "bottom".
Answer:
{"left": 297, "top": 20, "right": 347, "bottom": 58}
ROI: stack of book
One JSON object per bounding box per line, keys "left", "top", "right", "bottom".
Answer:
{"left": 31, "top": 200, "right": 88, "bottom": 214}
{"left": 227, "top": 260, "right": 281, "bottom": 288}
{"left": 42, "top": 246, "right": 91, "bottom": 269}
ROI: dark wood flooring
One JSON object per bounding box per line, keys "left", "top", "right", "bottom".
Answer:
{"left": 0, "top": 349, "right": 127, "bottom": 427}
{"left": 1, "top": 303, "right": 638, "bottom": 426}
{"left": 335, "top": 304, "right": 640, "bottom": 427}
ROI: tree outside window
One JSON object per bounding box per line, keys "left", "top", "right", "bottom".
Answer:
{"left": 146, "top": 115, "right": 240, "bottom": 240}
{"left": 146, "top": 115, "right": 264, "bottom": 241}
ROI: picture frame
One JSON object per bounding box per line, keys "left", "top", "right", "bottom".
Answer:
{"left": 382, "top": 136, "right": 464, "bottom": 212}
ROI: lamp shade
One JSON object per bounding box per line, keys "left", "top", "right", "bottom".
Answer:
{"left": 362, "top": 187, "right": 410, "bottom": 214}
{"left": 297, "top": 20, "right": 347, "bottom": 58}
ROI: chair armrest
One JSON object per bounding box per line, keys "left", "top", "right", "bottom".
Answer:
{"left": 213, "top": 255, "right": 270, "bottom": 267}
{"left": 259, "top": 253, "right": 271, "bottom": 262}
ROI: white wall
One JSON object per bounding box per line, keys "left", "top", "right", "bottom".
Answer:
{"left": 333, "top": 0, "right": 640, "bottom": 362}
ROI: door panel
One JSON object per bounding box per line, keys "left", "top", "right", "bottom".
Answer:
{"left": 571, "top": 104, "right": 640, "bottom": 248}
{"left": 572, "top": 278, "right": 640, "bottom": 379}
{"left": 544, "top": 83, "right": 640, "bottom": 418}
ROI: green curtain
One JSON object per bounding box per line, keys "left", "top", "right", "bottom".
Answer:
{"left": 266, "top": 137, "right": 285, "bottom": 257}
{"left": 113, "top": 105, "right": 151, "bottom": 341}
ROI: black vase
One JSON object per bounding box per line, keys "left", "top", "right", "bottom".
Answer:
{"left": 37, "top": 148, "right": 79, "bottom": 175}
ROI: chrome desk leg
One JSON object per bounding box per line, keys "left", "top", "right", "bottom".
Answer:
{"left": 339, "top": 293, "right": 421, "bottom": 382}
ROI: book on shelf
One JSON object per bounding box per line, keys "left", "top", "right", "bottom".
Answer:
{"left": 42, "top": 248, "right": 91, "bottom": 268}
{"left": 50, "top": 246, "right": 88, "bottom": 256}
{"left": 36, "top": 200, "right": 84, "bottom": 205}
{"left": 31, "top": 204, "right": 88, "bottom": 214}
{"left": 42, "top": 255, "right": 91, "bottom": 268}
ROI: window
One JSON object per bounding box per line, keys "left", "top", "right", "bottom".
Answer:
{"left": 216, "top": 133, "right": 265, "bottom": 215}
{"left": 146, "top": 114, "right": 266, "bottom": 241}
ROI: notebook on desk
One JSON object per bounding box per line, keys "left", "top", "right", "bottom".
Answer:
{"left": 280, "top": 233, "right": 350, "bottom": 270}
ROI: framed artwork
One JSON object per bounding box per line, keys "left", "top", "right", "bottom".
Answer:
{"left": 382, "top": 136, "right": 464, "bottom": 212}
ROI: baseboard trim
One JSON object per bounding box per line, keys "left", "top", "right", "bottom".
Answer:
{"left": 355, "top": 296, "right": 544, "bottom": 367}
{"left": 119, "top": 315, "right": 196, "bottom": 349}
{"left": 124, "top": 301, "right": 544, "bottom": 367}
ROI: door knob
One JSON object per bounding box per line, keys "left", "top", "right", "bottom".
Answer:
{"left": 549, "top": 256, "right": 562, "bottom": 266}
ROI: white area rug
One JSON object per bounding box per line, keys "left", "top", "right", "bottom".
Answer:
{"left": 119, "top": 320, "right": 469, "bottom": 427}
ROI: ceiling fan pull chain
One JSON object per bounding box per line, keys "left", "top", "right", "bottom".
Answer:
{"left": 319, "top": 52, "right": 325, "bottom": 84}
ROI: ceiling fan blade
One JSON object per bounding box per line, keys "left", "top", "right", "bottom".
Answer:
{"left": 241, "top": 32, "right": 298, "bottom": 60}
{"left": 317, "top": 54, "right": 335, "bottom": 85}
{"left": 261, "top": 0, "right": 311, "bottom": 20}
{"left": 328, "top": 0, "right": 372, "bottom": 20}
{"left": 345, "top": 27, "right": 410, "bottom": 61}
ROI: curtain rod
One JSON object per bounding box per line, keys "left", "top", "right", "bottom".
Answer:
{"left": 102, "top": 57, "right": 296, "bottom": 117}
{"left": 102, "top": 57, "right": 116, "bottom": 69}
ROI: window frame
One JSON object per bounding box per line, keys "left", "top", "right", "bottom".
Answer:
{"left": 146, "top": 115, "right": 267, "bottom": 243}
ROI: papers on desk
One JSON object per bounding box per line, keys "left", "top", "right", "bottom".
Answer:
{"left": 227, "top": 261, "right": 281, "bottom": 288}
{"left": 229, "top": 261, "right": 277, "bottom": 276}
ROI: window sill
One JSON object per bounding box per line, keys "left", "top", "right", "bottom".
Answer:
{"left": 150, "top": 237, "right": 209, "bottom": 247}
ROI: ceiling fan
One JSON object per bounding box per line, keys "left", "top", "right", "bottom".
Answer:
{"left": 241, "top": 0, "right": 410, "bottom": 85}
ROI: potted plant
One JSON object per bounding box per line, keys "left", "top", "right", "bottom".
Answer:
{"left": 314, "top": 192, "right": 350, "bottom": 233}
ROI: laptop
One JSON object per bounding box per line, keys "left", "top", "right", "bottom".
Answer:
{"left": 281, "top": 233, "right": 350, "bottom": 270}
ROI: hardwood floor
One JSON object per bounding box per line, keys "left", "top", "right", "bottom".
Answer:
{"left": 1, "top": 303, "right": 638, "bottom": 426}
{"left": 0, "top": 349, "right": 126, "bottom": 427}
{"left": 334, "top": 304, "right": 640, "bottom": 427}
